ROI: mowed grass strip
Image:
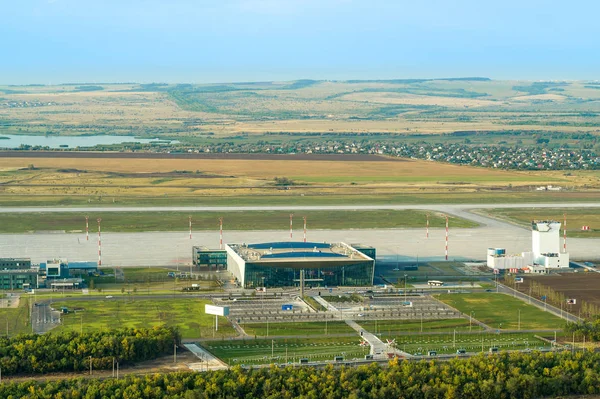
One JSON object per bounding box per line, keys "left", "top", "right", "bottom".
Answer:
{"left": 486, "top": 208, "right": 600, "bottom": 238}
{"left": 383, "top": 332, "right": 549, "bottom": 355}
{"left": 0, "top": 210, "right": 477, "bottom": 233}
{"left": 0, "top": 191, "right": 598, "bottom": 207}
{"left": 53, "top": 298, "right": 235, "bottom": 339}
{"left": 435, "top": 293, "right": 564, "bottom": 330}
{"left": 0, "top": 296, "right": 32, "bottom": 337}
{"left": 241, "top": 321, "right": 355, "bottom": 337}
{"left": 357, "top": 318, "right": 479, "bottom": 335}
{"left": 202, "top": 337, "right": 369, "bottom": 366}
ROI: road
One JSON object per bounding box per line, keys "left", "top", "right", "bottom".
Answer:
{"left": 1, "top": 202, "right": 599, "bottom": 266}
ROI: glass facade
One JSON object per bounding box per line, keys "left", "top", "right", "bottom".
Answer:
{"left": 243, "top": 260, "right": 374, "bottom": 288}
{"left": 0, "top": 271, "right": 38, "bottom": 290}
{"left": 0, "top": 258, "right": 32, "bottom": 270}
{"left": 193, "top": 248, "right": 227, "bottom": 269}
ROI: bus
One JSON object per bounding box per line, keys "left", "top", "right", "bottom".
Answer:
{"left": 427, "top": 280, "right": 444, "bottom": 287}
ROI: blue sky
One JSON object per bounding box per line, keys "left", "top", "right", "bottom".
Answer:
{"left": 2, "top": 0, "right": 599, "bottom": 84}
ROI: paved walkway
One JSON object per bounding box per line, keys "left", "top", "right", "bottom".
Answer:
{"left": 345, "top": 320, "right": 412, "bottom": 359}
{"left": 184, "top": 343, "right": 228, "bottom": 371}
{"left": 312, "top": 295, "right": 339, "bottom": 312}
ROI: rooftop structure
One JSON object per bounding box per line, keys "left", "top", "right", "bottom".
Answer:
{"left": 226, "top": 241, "right": 375, "bottom": 288}
{"left": 487, "top": 220, "right": 569, "bottom": 271}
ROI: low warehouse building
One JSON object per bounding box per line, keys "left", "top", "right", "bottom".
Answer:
{"left": 226, "top": 241, "right": 375, "bottom": 288}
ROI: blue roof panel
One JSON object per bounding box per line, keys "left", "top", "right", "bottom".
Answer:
{"left": 261, "top": 251, "right": 345, "bottom": 259}
{"left": 248, "top": 242, "right": 330, "bottom": 250}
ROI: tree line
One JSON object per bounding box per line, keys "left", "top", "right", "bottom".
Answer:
{"left": 2, "top": 350, "right": 600, "bottom": 398}
{"left": 0, "top": 326, "right": 179, "bottom": 375}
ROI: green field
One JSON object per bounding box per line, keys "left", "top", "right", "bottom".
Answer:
{"left": 53, "top": 298, "right": 235, "bottom": 339}
{"left": 435, "top": 293, "right": 565, "bottom": 330}
{"left": 202, "top": 337, "right": 369, "bottom": 366}
{"left": 241, "top": 321, "right": 355, "bottom": 337}
{"left": 485, "top": 208, "right": 600, "bottom": 238}
{"left": 0, "top": 295, "right": 32, "bottom": 336}
{"left": 0, "top": 209, "right": 476, "bottom": 233}
{"left": 357, "top": 318, "right": 480, "bottom": 335}
{"left": 0, "top": 191, "right": 598, "bottom": 208}
{"left": 388, "top": 332, "right": 550, "bottom": 356}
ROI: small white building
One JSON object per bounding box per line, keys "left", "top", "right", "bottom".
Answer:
{"left": 486, "top": 220, "right": 569, "bottom": 271}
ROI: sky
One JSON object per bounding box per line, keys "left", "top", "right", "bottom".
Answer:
{"left": 2, "top": 0, "right": 600, "bottom": 84}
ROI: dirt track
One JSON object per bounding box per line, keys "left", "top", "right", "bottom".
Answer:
{"left": 0, "top": 151, "right": 398, "bottom": 162}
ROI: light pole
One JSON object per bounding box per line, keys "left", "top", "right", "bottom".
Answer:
{"left": 404, "top": 274, "right": 408, "bottom": 303}
{"left": 470, "top": 311, "right": 474, "bottom": 332}
{"left": 518, "top": 309, "right": 521, "bottom": 331}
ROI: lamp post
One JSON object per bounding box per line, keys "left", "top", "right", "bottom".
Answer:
{"left": 470, "top": 311, "right": 474, "bottom": 332}
{"left": 404, "top": 274, "right": 408, "bottom": 303}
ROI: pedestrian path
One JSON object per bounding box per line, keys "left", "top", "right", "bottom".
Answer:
{"left": 184, "top": 343, "right": 228, "bottom": 371}
{"left": 345, "top": 320, "right": 412, "bottom": 359}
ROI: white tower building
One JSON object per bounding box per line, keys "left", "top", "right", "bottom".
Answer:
{"left": 531, "top": 221, "right": 569, "bottom": 269}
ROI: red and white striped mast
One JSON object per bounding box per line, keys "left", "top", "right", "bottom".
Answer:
{"left": 85, "top": 216, "right": 89, "bottom": 241}
{"left": 97, "top": 218, "right": 102, "bottom": 267}
{"left": 563, "top": 213, "right": 567, "bottom": 253}
{"left": 189, "top": 216, "right": 192, "bottom": 240}
{"left": 426, "top": 213, "right": 429, "bottom": 239}
{"left": 290, "top": 213, "right": 293, "bottom": 241}
{"left": 445, "top": 215, "right": 449, "bottom": 261}
{"left": 303, "top": 216, "right": 307, "bottom": 243}
{"left": 219, "top": 217, "right": 223, "bottom": 250}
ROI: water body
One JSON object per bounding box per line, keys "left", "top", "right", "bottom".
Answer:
{"left": 0, "top": 134, "right": 177, "bottom": 149}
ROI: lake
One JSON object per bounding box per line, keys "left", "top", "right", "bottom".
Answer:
{"left": 0, "top": 134, "right": 178, "bottom": 149}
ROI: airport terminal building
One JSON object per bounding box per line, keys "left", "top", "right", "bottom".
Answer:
{"left": 226, "top": 242, "right": 375, "bottom": 288}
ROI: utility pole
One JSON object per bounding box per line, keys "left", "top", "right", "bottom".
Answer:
{"left": 518, "top": 309, "right": 521, "bottom": 331}
{"left": 89, "top": 356, "right": 92, "bottom": 375}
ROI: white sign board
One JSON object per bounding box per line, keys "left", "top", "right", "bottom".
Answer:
{"left": 205, "top": 304, "right": 230, "bottom": 316}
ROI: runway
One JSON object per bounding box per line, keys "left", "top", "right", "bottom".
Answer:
{"left": 1, "top": 202, "right": 599, "bottom": 266}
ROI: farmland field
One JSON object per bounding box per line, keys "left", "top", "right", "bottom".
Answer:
{"left": 0, "top": 152, "right": 594, "bottom": 207}
{"left": 517, "top": 273, "right": 600, "bottom": 315}
{"left": 435, "top": 293, "right": 565, "bottom": 330}
{"left": 0, "top": 209, "right": 476, "bottom": 233}
{"left": 3, "top": 79, "right": 600, "bottom": 138}
{"left": 485, "top": 208, "right": 600, "bottom": 237}
{"left": 53, "top": 298, "right": 235, "bottom": 339}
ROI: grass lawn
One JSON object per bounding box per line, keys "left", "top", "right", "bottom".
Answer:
{"left": 52, "top": 298, "right": 235, "bottom": 339}
{"left": 0, "top": 209, "right": 476, "bottom": 233}
{"left": 435, "top": 293, "right": 565, "bottom": 330}
{"left": 201, "top": 336, "right": 369, "bottom": 366}
{"left": 389, "top": 332, "right": 550, "bottom": 355}
{"left": 356, "top": 318, "right": 480, "bottom": 335}
{"left": 485, "top": 208, "right": 600, "bottom": 238}
{"left": 0, "top": 295, "right": 32, "bottom": 337}
{"left": 241, "top": 321, "right": 355, "bottom": 337}
{"left": 0, "top": 191, "right": 598, "bottom": 208}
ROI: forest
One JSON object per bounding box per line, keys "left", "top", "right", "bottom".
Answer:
{"left": 2, "top": 350, "right": 600, "bottom": 399}
{"left": 0, "top": 326, "right": 179, "bottom": 375}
